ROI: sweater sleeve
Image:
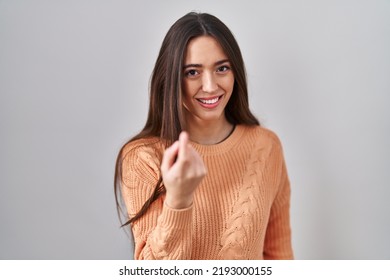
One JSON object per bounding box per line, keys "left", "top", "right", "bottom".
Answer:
{"left": 262, "top": 136, "right": 294, "bottom": 260}
{"left": 120, "top": 144, "right": 193, "bottom": 259}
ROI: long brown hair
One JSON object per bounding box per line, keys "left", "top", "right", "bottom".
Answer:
{"left": 115, "top": 12, "right": 260, "bottom": 227}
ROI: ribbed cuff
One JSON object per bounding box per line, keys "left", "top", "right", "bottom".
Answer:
{"left": 159, "top": 202, "right": 193, "bottom": 230}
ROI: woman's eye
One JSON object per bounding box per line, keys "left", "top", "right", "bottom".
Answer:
{"left": 185, "top": 69, "right": 198, "bottom": 77}
{"left": 217, "top": 65, "right": 230, "bottom": 72}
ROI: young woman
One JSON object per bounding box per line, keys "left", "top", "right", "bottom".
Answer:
{"left": 115, "top": 12, "right": 293, "bottom": 260}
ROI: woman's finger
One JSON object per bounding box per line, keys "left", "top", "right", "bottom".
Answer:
{"left": 178, "top": 131, "right": 189, "bottom": 161}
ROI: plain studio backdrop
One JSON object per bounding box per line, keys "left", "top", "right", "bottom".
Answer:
{"left": 1, "top": 0, "right": 389, "bottom": 259}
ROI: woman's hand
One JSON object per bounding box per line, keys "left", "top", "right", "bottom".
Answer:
{"left": 161, "top": 131, "right": 206, "bottom": 209}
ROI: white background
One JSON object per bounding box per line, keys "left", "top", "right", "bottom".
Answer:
{"left": 1, "top": 0, "right": 389, "bottom": 259}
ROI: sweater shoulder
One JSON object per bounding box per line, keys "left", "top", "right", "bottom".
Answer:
{"left": 121, "top": 137, "right": 163, "bottom": 159}
{"left": 244, "top": 125, "right": 283, "bottom": 149}
{"left": 120, "top": 137, "right": 164, "bottom": 186}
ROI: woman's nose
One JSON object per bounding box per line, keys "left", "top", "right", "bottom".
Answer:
{"left": 202, "top": 72, "right": 218, "bottom": 93}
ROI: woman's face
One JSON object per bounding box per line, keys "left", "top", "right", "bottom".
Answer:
{"left": 182, "top": 35, "right": 234, "bottom": 127}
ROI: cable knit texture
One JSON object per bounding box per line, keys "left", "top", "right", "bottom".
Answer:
{"left": 121, "top": 125, "right": 293, "bottom": 260}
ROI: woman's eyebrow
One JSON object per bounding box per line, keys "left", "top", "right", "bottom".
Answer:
{"left": 183, "top": 63, "right": 202, "bottom": 69}
{"left": 215, "top": 59, "right": 230, "bottom": 66}
{"left": 183, "top": 59, "right": 230, "bottom": 69}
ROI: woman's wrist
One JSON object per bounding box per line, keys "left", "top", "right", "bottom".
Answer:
{"left": 165, "top": 194, "right": 193, "bottom": 209}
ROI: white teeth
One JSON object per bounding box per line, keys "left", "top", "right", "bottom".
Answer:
{"left": 199, "top": 97, "right": 219, "bottom": 104}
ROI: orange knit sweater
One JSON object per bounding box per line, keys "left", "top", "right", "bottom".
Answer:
{"left": 121, "top": 125, "right": 293, "bottom": 259}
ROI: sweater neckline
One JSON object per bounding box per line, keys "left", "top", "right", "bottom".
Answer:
{"left": 189, "top": 124, "right": 246, "bottom": 155}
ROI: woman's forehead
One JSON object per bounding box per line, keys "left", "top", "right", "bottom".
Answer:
{"left": 184, "top": 36, "right": 228, "bottom": 65}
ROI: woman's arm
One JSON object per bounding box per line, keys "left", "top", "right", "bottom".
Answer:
{"left": 262, "top": 136, "right": 294, "bottom": 260}
{"left": 121, "top": 132, "right": 205, "bottom": 259}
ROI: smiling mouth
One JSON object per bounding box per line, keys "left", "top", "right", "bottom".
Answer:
{"left": 196, "top": 95, "right": 223, "bottom": 105}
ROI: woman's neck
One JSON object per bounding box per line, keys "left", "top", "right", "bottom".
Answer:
{"left": 186, "top": 117, "right": 235, "bottom": 145}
